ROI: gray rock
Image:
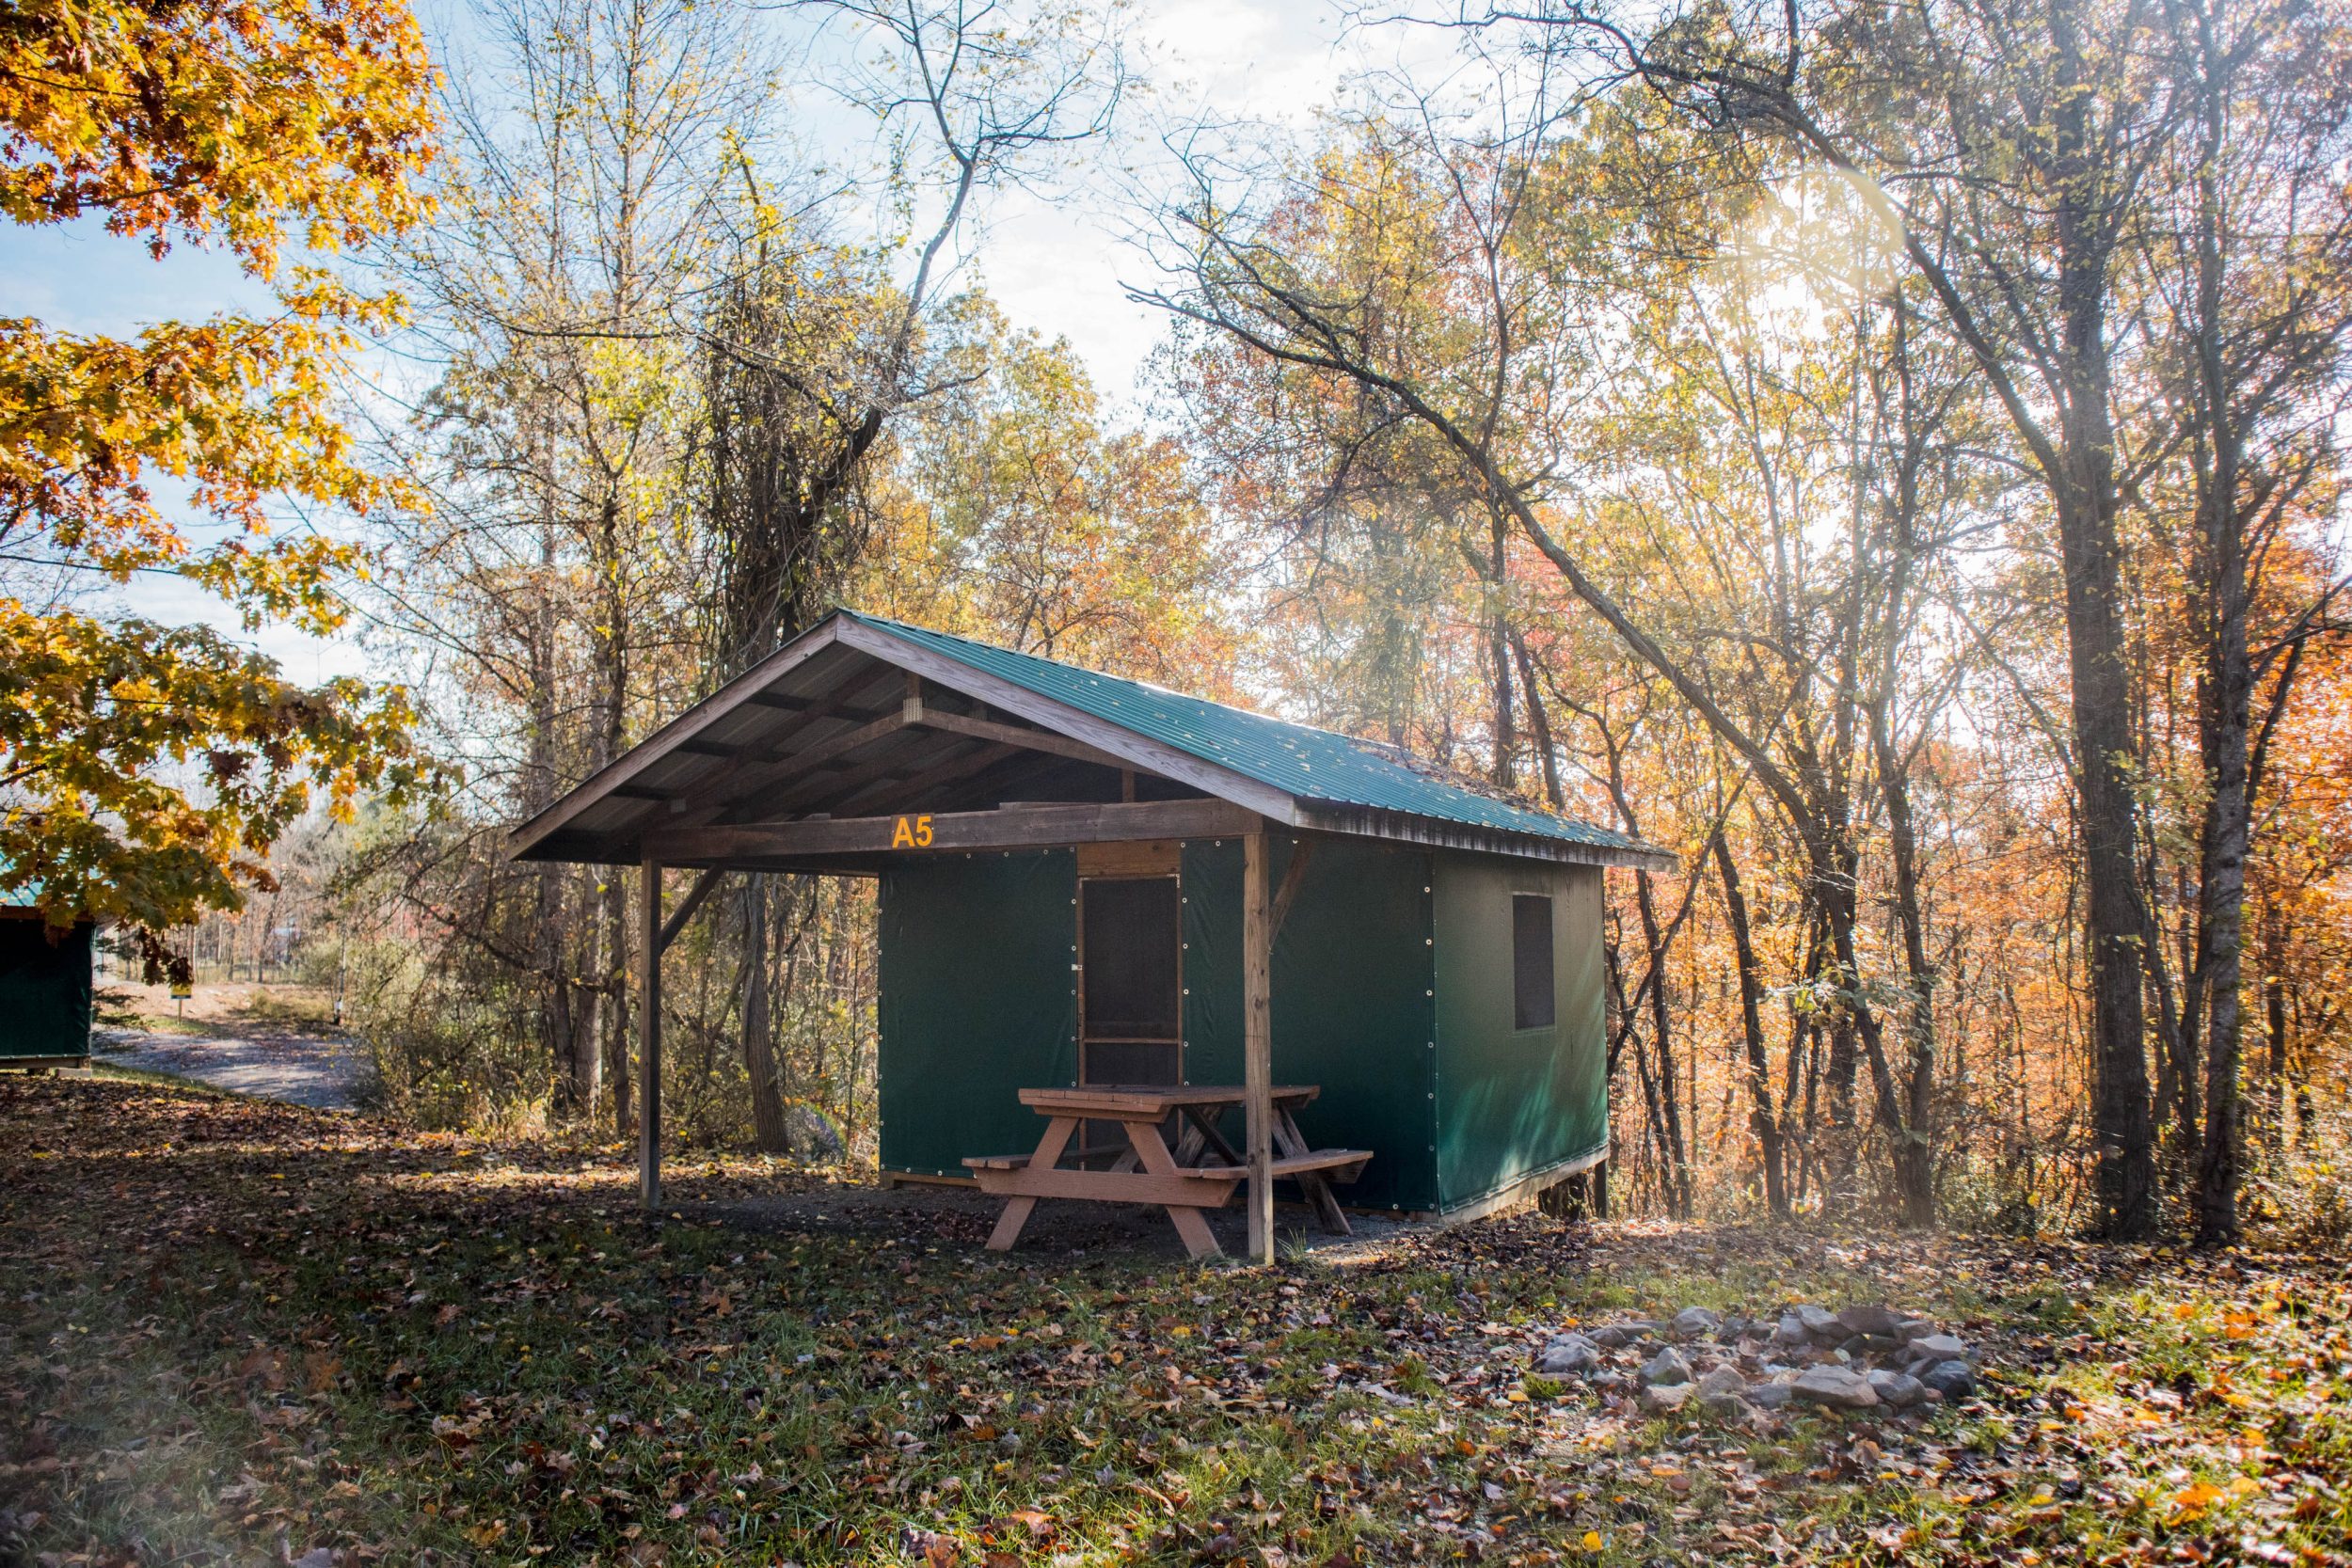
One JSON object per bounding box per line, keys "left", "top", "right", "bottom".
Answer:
{"left": 1595, "top": 1321, "right": 1660, "bottom": 1348}
{"left": 1791, "top": 1365, "right": 1881, "bottom": 1410}
{"left": 1639, "top": 1346, "right": 1692, "bottom": 1387}
{"left": 1640, "top": 1382, "right": 1692, "bottom": 1415}
{"left": 1535, "top": 1333, "right": 1601, "bottom": 1376}
{"left": 1672, "top": 1306, "right": 1722, "bottom": 1338}
{"left": 1919, "top": 1359, "right": 1976, "bottom": 1400}
{"left": 1837, "top": 1304, "right": 1904, "bottom": 1337}
{"left": 1867, "top": 1369, "right": 1927, "bottom": 1408}
{"left": 1746, "top": 1381, "right": 1795, "bottom": 1410}
{"left": 1772, "top": 1313, "right": 1809, "bottom": 1347}
{"left": 1696, "top": 1367, "right": 1746, "bottom": 1400}
{"left": 1795, "top": 1305, "right": 1842, "bottom": 1338}
{"left": 1907, "top": 1333, "right": 1969, "bottom": 1364}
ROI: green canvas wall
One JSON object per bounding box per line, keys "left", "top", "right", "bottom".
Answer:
{"left": 1432, "top": 857, "right": 1607, "bottom": 1209}
{"left": 0, "top": 919, "right": 93, "bottom": 1061}
{"left": 874, "top": 837, "right": 1440, "bottom": 1210}
{"left": 1178, "top": 837, "right": 1438, "bottom": 1213}
{"left": 877, "top": 850, "right": 1077, "bottom": 1177}
{"left": 873, "top": 837, "right": 1603, "bottom": 1216}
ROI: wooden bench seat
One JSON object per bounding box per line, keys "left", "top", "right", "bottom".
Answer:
{"left": 1173, "top": 1149, "right": 1372, "bottom": 1180}
{"left": 962, "top": 1153, "right": 1032, "bottom": 1171}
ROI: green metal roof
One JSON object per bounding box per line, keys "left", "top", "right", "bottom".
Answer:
{"left": 844, "top": 610, "right": 1660, "bottom": 862}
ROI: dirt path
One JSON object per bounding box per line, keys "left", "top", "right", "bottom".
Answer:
{"left": 91, "top": 1024, "right": 373, "bottom": 1112}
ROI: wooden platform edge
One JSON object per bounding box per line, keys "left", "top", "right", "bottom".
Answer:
{"left": 1427, "top": 1146, "right": 1608, "bottom": 1228}
{"left": 879, "top": 1169, "right": 979, "bottom": 1190}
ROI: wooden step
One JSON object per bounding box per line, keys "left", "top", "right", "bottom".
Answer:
{"left": 1173, "top": 1149, "right": 1372, "bottom": 1180}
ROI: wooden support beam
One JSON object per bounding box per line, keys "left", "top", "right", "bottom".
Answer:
{"left": 639, "top": 857, "right": 663, "bottom": 1212}
{"left": 1243, "top": 829, "right": 1274, "bottom": 1265}
{"left": 663, "top": 668, "right": 906, "bottom": 820}
{"left": 755, "top": 709, "right": 908, "bottom": 779}
{"left": 906, "top": 702, "right": 1135, "bottom": 772}
{"left": 827, "top": 739, "right": 1013, "bottom": 818}
{"left": 658, "top": 867, "right": 723, "bottom": 952}
{"left": 645, "top": 797, "right": 1256, "bottom": 863}
{"left": 729, "top": 722, "right": 939, "bottom": 822}
{"left": 1269, "top": 838, "right": 1315, "bottom": 938}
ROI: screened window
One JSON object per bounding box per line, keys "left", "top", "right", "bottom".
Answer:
{"left": 1513, "top": 894, "right": 1555, "bottom": 1031}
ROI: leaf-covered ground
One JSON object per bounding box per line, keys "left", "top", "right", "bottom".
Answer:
{"left": 3, "top": 1079, "right": 2347, "bottom": 1568}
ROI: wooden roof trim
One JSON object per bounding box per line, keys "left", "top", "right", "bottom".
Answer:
{"left": 644, "top": 798, "right": 1258, "bottom": 863}
{"left": 507, "top": 618, "right": 846, "bottom": 857}
{"left": 834, "top": 618, "right": 1300, "bottom": 826}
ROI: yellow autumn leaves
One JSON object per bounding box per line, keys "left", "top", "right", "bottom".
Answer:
{"left": 1, "top": 0, "right": 439, "bottom": 937}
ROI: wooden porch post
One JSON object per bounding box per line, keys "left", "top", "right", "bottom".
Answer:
{"left": 639, "top": 856, "right": 662, "bottom": 1212}
{"left": 1243, "top": 830, "right": 1273, "bottom": 1264}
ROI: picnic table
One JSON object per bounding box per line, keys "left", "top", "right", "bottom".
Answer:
{"left": 964, "top": 1085, "right": 1371, "bottom": 1259}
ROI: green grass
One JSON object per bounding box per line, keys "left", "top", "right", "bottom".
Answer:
{"left": 3, "top": 1077, "right": 2347, "bottom": 1568}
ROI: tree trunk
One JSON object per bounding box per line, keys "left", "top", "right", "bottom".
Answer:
{"left": 1509, "top": 631, "right": 1565, "bottom": 809}
{"left": 1711, "top": 832, "right": 1788, "bottom": 1217}
{"left": 1871, "top": 701, "right": 1940, "bottom": 1226}
{"left": 2262, "top": 913, "right": 2287, "bottom": 1146}
{"left": 2186, "top": 103, "right": 2251, "bottom": 1248}
{"left": 740, "top": 875, "right": 793, "bottom": 1153}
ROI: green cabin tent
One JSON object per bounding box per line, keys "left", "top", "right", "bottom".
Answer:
{"left": 0, "top": 880, "right": 95, "bottom": 1069}
{"left": 512, "top": 610, "right": 1674, "bottom": 1226}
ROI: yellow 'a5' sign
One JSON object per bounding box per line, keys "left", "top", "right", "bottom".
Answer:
{"left": 890, "top": 814, "right": 934, "bottom": 849}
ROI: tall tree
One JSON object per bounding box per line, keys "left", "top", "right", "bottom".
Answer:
{"left": 1485, "top": 0, "right": 2194, "bottom": 1237}
{"left": 0, "top": 0, "right": 437, "bottom": 963}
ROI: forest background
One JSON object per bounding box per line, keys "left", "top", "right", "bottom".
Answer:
{"left": 8, "top": 0, "right": 2351, "bottom": 1248}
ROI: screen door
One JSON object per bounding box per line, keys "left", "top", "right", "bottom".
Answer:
{"left": 1078, "top": 875, "right": 1182, "bottom": 1088}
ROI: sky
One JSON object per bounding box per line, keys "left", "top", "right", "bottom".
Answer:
{"left": 0, "top": 0, "right": 1440, "bottom": 683}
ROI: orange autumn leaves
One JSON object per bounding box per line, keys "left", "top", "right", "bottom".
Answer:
{"left": 0, "top": 0, "right": 436, "bottom": 263}
{"left": 0, "top": 0, "right": 438, "bottom": 937}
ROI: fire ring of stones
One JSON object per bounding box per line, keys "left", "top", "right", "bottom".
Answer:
{"left": 1530, "top": 1303, "right": 1979, "bottom": 1423}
